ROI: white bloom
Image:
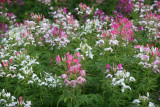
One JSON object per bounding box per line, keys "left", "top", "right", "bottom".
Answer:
{"left": 132, "top": 99, "right": 140, "bottom": 104}
{"left": 104, "top": 47, "right": 113, "bottom": 52}
{"left": 109, "top": 40, "right": 119, "bottom": 45}
{"left": 89, "top": 53, "right": 94, "bottom": 59}
{"left": 106, "top": 74, "right": 113, "bottom": 78}
{"left": 27, "top": 80, "right": 34, "bottom": 84}
{"left": 24, "top": 101, "right": 32, "bottom": 107}
{"left": 149, "top": 102, "right": 155, "bottom": 107}
{"left": 129, "top": 77, "right": 136, "bottom": 82}
{"left": 17, "top": 73, "right": 24, "bottom": 79}
{"left": 6, "top": 93, "right": 11, "bottom": 98}
{"left": 0, "top": 99, "right": 6, "bottom": 103}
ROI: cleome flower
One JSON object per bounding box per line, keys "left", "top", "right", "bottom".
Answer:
{"left": 56, "top": 52, "right": 86, "bottom": 88}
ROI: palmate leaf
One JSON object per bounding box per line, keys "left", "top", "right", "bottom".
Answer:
{"left": 75, "top": 94, "right": 102, "bottom": 106}
{"left": 57, "top": 91, "right": 74, "bottom": 107}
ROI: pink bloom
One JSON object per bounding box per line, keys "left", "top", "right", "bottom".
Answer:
{"left": 7, "top": 0, "right": 11, "bottom": 4}
{"left": 63, "top": 7, "right": 67, "bottom": 13}
{"left": 69, "top": 69, "right": 71, "bottom": 75}
{"left": 31, "top": 12, "right": 33, "bottom": 17}
{"left": 80, "top": 70, "right": 86, "bottom": 76}
{"left": 15, "top": 52, "right": 19, "bottom": 55}
{"left": 77, "top": 76, "right": 86, "bottom": 84}
{"left": 141, "top": 55, "right": 149, "bottom": 61}
{"left": 74, "top": 58, "right": 79, "bottom": 64}
{"left": 71, "top": 80, "right": 77, "bottom": 87}
{"left": 135, "top": 45, "right": 141, "bottom": 49}
{"left": 66, "top": 52, "right": 70, "bottom": 56}
{"left": 78, "top": 67, "right": 81, "bottom": 72}
{"left": 19, "top": 96, "right": 22, "bottom": 101}
{"left": 2, "top": 60, "right": 8, "bottom": 67}
{"left": 77, "top": 52, "right": 80, "bottom": 57}
{"left": 117, "top": 64, "right": 123, "bottom": 70}
{"left": 9, "top": 59, "right": 12, "bottom": 63}
{"left": 56, "top": 55, "right": 61, "bottom": 63}
{"left": 53, "top": 30, "right": 55, "bottom": 35}
{"left": 67, "top": 55, "right": 73, "bottom": 61}
{"left": 74, "top": 69, "right": 77, "bottom": 74}
{"left": 102, "top": 32, "right": 107, "bottom": 38}
{"left": 0, "top": 45, "right": 1, "bottom": 49}
{"left": 22, "top": 33, "right": 25, "bottom": 37}
{"left": 106, "top": 64, "right": 110, "bottom": 69}
{"left": 151, "top": 51, "right": 154, "bottom": 56}
{"left": 61, "top": 74, "right": 67, "bottom": 79}
{"left": 64, "top": 79, "right": 71, "bottom": 86}
{"left": 38, "top": 17, "right": 41, "bottom": 21}
{"left": 66, "top": 60, "right": 71, "bottom": 64}
{"left": 68, "top": 64, "right": 70, "bottom": 69}
{"left": 40, "top": 38, "right": 42, "bottom": 41}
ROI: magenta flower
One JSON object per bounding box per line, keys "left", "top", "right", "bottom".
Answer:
{"left": 58, "top": 52, "right": 86, "bottom": 87}
{"left": 135, "top": 45, "right": 141, "bottom": 49}
{"left": 66, "top": 60, "right": 71, "bottom": 64}
{"left": 19, "top": 96, "right": 22, "bottom": 101}
{"left": 117, "top": 64, "right": 123, "bottom": 70}
{"left": 9, "top": 59, "right": 12, "bottom": 63}
{"left": 2, "top": 60, "right": 8, "bottom": 67}
{"left": 63, "top": 7, "right": 67, "bottom": 13}
{"left": 56, "top": 55, "right": 61, "bottom": 63}
{"left": 69, "top": 69, "right": 71, "bottom": 75}
{"left": 7, "top": 0, "right": 11, "bottom": 4}
{"left": 74, "top": 58, "right": 79, "bottom": 64}
{"left": 67, "top": 55, "right": 73, "bottom": 61}
{"left": 106, "top": 64, "right": 110, "bottom": 69}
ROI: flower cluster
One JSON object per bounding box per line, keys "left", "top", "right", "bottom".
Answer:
{"left": 75, "top": 42, "right": 94, "bottom": 59}
{"left": 135, "top": 44, "right": 160, "bottom": 73}
{"left": 138, "top": 13, "right": 160, "bottom": 41}
{"left": 106, "top": 64, "right": 136, "bottom": 92}
{"left": 80, "top": 18, "right": 107, "bottom": 35}
{"left": 56, "top": 52, "right": 86, "bottom": 87}
{"left": 74, "top": 3, "right": 93, "bottom": 23}
{"left": 116, "top": 0, "right": 133, "bottom": 14}
{"left": 76, "top": 2, "right": 92, "bottom": 15}
{"left": 0, "top": 89, "right": 31, "bottom": 107}
{"left": 95, "top": 16, "right": 134, "bottom": 55}
{"left": 27, "top": 72, "right": 62, "bottom": 87}
{"left": 132, "top": 92, "right": 155, "bottom": 107}
{"left": 49, "top": 7, "right": 79, "bottom": 38}
{"left": 94, "top": 9, "right": 109, "bottom": 22}
{"left": 0, "top": 9, "right": 17, "bottom": 36}
{"left": 43, "top": 27, "right": 70, "bottom": 48}
{"left": 110, "top": 17, "right": 134, "bottom": 42}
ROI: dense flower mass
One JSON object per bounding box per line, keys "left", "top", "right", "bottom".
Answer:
{"left": 116, "top": 0, "right": 133, "bottom": 14}
{"left": 0, "top": 0, "right": 160, "bottom": 106}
